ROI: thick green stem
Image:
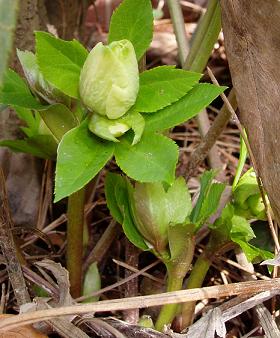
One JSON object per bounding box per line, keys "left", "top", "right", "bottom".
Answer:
{"left": 67, "top": 187, "right": 86, "bottom": 298}
{"left": 183, "top": 0, "right": 221, "bottom": 72}
{"left": 181, "top": 253, "right": 211, "bottom": 329}
{"left": 155, "top": 267, "right": 184, "bottom": 332}
{"left": 155, "top": 235, "right": 195, "bottom": 331}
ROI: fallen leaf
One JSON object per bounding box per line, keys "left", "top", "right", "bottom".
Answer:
{"left": 0, "top": 314, "right": 48, "bottom": 337}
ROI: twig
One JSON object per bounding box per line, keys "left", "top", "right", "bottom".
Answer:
{"left": 185, "top": 89, "right": 236, "bottom": 179}
{"left": 123, "top": 239, "right": 140, "bottom": 324}
{"left": 113, "top": 259, "right": 164, "bottom": 284}
{"left": 76, "top": 260, "right": 160, "bottom": 302}
{"left": 1, "top": 278, "right": 280, "bottom": 330}
{"left": 207, "top": 67, "right": 280, "bottom": 252}
{"left": 0, "top": 168, "right": 30, "bottom": 306}
{"left": 83, "top": 220, "right": 119, "bottom": 272}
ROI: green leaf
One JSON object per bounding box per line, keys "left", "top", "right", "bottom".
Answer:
{"left": 35, "top": 31, "right": 88, "bottom": 98}
{"left": 232, "top": 132, "right": 248, "bottom": 190}
{"left": 123, "top": 205, "right": 149, "bottom": 251}
{"left": 55, "top": 121, "right": 114, "bottom": 202}
{"left": 135, "top": 66, "right": 201, "bottom": 113}
{"left": 168, "top": 224, "right": 194, "bottom": 265}
{"left": 230, "top": 215, "right": 255, "bottom": 242}
{"left": 115, "top": 132, "right": 178, "bottom": 184}
{"left": 166, "top": 177, "right": 192, "bottom": 224}
{"left": 0, "top": 135, "right": 57, "bottom": 159}
{"left": 105, "top": 174, "right": 148, "bottom": 250}
{"left": 125, "top": 180, "right": 150, "bottom": 250}
{"left": 82, "top": 262, "right": 101, "bottom": 303}
{"left": 108, "top": 0, "right": 153, "bottom": 60}
{"left": 0, "top": 0, "right": 18, "bottom": 86}
{"left": 190, "top": 170, "right": 217, "bottom": 224}
{"left": 39, "top": 103, "right": 79, "bottom": 142}
{"left": 196, "top": 182, "right": 226, "bottom": 227}
{"left": 13, "top": 106, "right": 40, "bottom": 136}
{"left": 0, "top": 69, "right": 45, "bottom": 109}
{"left": 17, "top": 49, "right": 70, "bottom": 106}
{"left": 122, "top": 110, "right": 145, "bottom": 145}
{"left": 145, "top": 83, "right": 226, "bottom": 133}
{"left": 233, "top": 238, "right": 273, "bottom": 263}
{"left": 105, "top": 172, "right": 126, "bottom": 224}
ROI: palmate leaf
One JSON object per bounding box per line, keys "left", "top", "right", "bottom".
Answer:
{"left": 145, "top": 83, "right": 226, "bottom": 133}
{"left": 0, "top": 69, "right": 45, "bottom": 109}
{"left": 55, "top": 121, "right": 114, "bottom": 202}
{"left": 105, "top": 173, "right": 148, "bottom": 250}
{"left": 115, "top": 132, "right": 178, "bottom": 184}
{"left": 36, "top": 32, "right": 88, "bottom": 98}
{"left": 135, "top": 66, "right": 201, "bottom": 113}
{"left": 108, "top": 0, "right": 153, "bottom": 60}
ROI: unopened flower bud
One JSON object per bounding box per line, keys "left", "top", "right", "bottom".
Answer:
{"left": 88, "top": 114, "right": 130, "bottom": 142}
{"left": 79, "top": 40, "right": 139, "bottom": 119}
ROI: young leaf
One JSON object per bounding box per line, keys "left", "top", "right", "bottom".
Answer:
{"left": 123, "top": 206, "right": 150, "bottom": 251}
{"left": 17, "top": 49, "right": 70, "bottom": 105}
{"left": 135, "top": 66, "right": 201, "bottom": 113}
{"left": 105, "top": 174, "right": 148, "bottom": 250}
{"left": 39, "top": 103, "right": 78, "bottom": 142}
{"left": 145, "top": 83, "right": 226, "bottom": 133}
{"left": 0, "top": 69, "right": 45, "bottom": 109}
{"left": 13, "top": 106, "right": 40, "bottom": 136}
{"left": 230, "top": 215, "right": 255, "bottom": 242}
{"left": 108, "top": 0, "right": 153, "bottom": 60}
{"left": 0, "top": 135, "right": 57, "bottom": 159}
{"left": 196, "top": 182, "right": 226, "bottom": 227}
{"left": 55, "top": 122, "right": 114, "bottom": 202}
{"left": 233, "top": 238, "right": 273, "bottom": 263}
{"left": 168, "top": 224, "right": 194, "bottom": 267}
{"left": 36, "top": 31, "right": 88, "bottom": 98}
{"left": 191, "top": 170, "right": 217, "bottom": 224}
{"left": 115, "top": 132, "right": 178, "bottom": 184}
{"left": 82, "top": 262, "right": 101, "bottom": 303}
{"left": 166, "top": 177, "right": 192, "bottom": 224}
{"left": 105, "top": 172, "right": 126, "bottom": 224}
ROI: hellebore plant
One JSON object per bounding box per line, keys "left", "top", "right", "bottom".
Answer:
{"left": 105, "top": 169, "right": 274, "bottom": 331}
{"left": 105, "top": 170, "right": 226, "bottom": 331}
{"left": 0, "top": 0, "right": 225, "bottom": 297}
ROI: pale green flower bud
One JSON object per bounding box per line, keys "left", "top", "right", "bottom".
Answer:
{"left": 88, "top": 114, "right": 130, "bottom": 142}
{"left": 233, "top": 169, "right": 267, "bottom": 220}
{"left": 79, "top": 40, "right": 139, "bottom": 119}
{"left": 129, "top": 178, "right": 192, "bottom": 253}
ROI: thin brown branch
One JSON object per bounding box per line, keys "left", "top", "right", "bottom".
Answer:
{"left": 123, "top": 239, "right": 140, "bottom": 324}
{"left": 185, "top": 89, "right": 236, "bottom": 180}
{"left": 1, "top": 278, "right": 280, "bottom": 330}
{"left": 0, "top": 168, "right": 30, "bottom": 306}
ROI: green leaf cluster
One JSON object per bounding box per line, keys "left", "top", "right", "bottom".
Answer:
{"left": 0, "top": 0, "right": 225, "bottom": 203}
{"left": 209, "top": 203, "right": 273, "bottom": 262}
{"left": 105, "top": 171, "right": 224, "bottom": 261}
